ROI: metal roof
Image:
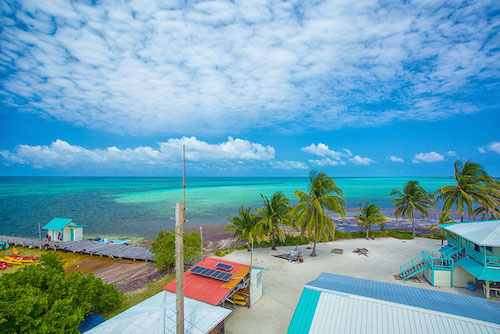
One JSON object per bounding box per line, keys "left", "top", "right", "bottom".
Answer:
{"left": 303, "top": 272, "right": 500, "bottom": 325}
{"left": 442, "top": 220, "right": 500, "bottom": 247}
{"left": 457, "top": 257, "right": 500, "bottom": 281}
{"left": 289, "top": 287, "right": 500, "bottom": 334}
{"left": 42, "top": 218, "right": 74, "bottom": 230}
{"left": 86, "top": 291, "right": 231, "bottom": 334}
{"left": 164, "top": 257, "right": 250, "bottom": 305}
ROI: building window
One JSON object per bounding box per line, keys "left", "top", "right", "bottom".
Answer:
{"left": 486, "top": 246, "right": 493, "bottom": 253}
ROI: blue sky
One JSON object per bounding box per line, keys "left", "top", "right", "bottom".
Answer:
{"left": 0, "top": 0, "right": 499, "bottom": 177}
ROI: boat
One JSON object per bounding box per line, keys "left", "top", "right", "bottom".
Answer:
{"left": 1, "top": 258, "right": 22, "bottom": 265}
{"left": 5, "top": 255, "right": 39, "bottom": 260}
{"left": 0, "top": 261, "right": 12, "bottom": 267}
{"left": 233, "top": 299, "right": 247, "bottom": 306}
{"left": 95, "top": 237, "right": 132, "bottom": 245}
{"left": 11, "top": 258, "right": 34, "bottom": 264}
{"left": 0, "top": 266, "right": 5, "bottom": 270}
{"left": 233, "top": 294, "right": 246, "bottom": 301}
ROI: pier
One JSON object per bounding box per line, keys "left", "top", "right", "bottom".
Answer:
{"left": 0, "top": 235, "right": 154, "bottom": 262}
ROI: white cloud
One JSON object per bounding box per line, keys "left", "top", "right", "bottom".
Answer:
{"left": 0, "top": 137, "right": 275, "bottom": 169}
{"left": 477, "top": 146, "right": 487, "bottom": 153}
{"left": 308, "top": 158, "right": 346, "bottom": 167}
{"left": 389, "top": 156, "right": 404, "bottom": 163}
{"left": 0, "top": 1, "right": 497, "bottom": 135}
{"left": 487, "top": 142, "right": 500, "bottom": 154}
{"left": 412, "top": 151, "right": 445, "bottom": 163}
{"left": 271, "top": 160, "right": 308, "bottom": 170}
{"left": 447, "top": 151, "right": 456, "bottom": 156}
{"left": 349, "top": 155, "right": 375, "bottom": 165}
{"left": 301, "top": 143, "right": 345, "bottom": 160}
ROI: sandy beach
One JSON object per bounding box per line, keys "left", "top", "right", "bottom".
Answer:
{"left": 216, "top": 237, "right": 482, "bottom": 334}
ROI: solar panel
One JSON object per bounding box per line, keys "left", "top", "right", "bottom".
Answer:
{"left": 215, "top": 263, "right": 233, "bottom": 271}
{"left": 190, "top": 266, "right": 233, "bottom": 281}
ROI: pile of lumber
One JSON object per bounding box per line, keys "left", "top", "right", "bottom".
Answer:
{"left": 353, "top": 248, "right": 369, "bottom": 257}
{"left": 331, "top": 248, "right": 344, "bottom": 254}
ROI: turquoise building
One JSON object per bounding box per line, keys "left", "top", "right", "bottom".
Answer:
{"left": 400, "top": 220, "right": 500, "bottom": 298}
{"left": 42, "top": 218, "right": 86, "bottom": 242}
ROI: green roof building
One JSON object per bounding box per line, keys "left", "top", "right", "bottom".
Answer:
{"left": 42, "top": 218, "right": 86, "bottom": 242}
{"left": 400, "top": 220, "right": 500, "bottom": 299}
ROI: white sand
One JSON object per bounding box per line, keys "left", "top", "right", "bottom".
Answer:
{"left": 216, "top": 237, "right": 482, "bottom": 334}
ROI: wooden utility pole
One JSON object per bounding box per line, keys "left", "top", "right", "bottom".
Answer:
{"left": 176, "top": 144, "right": 186, "bottom": 334}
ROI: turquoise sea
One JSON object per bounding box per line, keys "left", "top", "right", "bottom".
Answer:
{"left": 0, "top": 177, "right": 453, "bottom": 239}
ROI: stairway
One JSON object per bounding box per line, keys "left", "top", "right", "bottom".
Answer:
{"left": 400, "top": 258, "right": 429, "bottom": 280}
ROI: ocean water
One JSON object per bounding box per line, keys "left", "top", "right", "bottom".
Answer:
{"left": 0, "top": 177, "right": 453, "bottom": 239}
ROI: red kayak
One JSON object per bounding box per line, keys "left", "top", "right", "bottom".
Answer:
{"left": 0, "top": 261, "right": 12, "bottom": 267}
{"left": 0, "top": 265, "right": 5, "bottom": 270}
{"left": 5, "top": 255, "right": 39, "bottom": 260}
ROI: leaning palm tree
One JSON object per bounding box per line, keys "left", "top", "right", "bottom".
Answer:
{"left": 434, "top": 160, "right": 500, "bottom": 222}
{"left": 291, "top": 171, "right": 346, "bottom": 256}
{"left": 255, "top": 192, "right": 290, "bottom": 250}
{"left": 390, "top": 180, "right": 434, "bottom": 237}
{"left": 354, "top": 203, "right": 387, "bottom": 239}
{"left": 224, "top": 206, "right": 259, "bottom": 251}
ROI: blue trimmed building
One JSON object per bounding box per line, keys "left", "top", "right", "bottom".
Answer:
{"left": 42, "top": 218, "right": 86, "bottom": 242}
{"left": 400, "top": 220, "right": 500, "bottom": 298}
{"left": 288, "top": 273, "right": 500, "bottom": 334}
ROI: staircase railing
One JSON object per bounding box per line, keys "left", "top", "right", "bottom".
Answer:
{"left": 400, "top": 252, "right": 428, "bottom": 280}
{"left": 423, "top": 250, "right": 453, "bottom": 270}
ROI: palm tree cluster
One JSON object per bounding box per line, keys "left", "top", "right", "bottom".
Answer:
{"left": 224, "top": 160, "right": 499, "bottom": 258}
{"left": 225, "top": 171, "right": 346, "bottom": 257}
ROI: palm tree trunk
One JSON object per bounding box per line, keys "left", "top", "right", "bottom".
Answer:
{"left": 247, "top": 240, "right": 251, "bottom": 251}
{"left": 271, "top": 229, "right": 276, "bottom": 250}
{"left": 460, "top": 213, "right": 463, "bottom": 222}
{"left": 411, "top": 217, "right": 415, "bottom": 237}
{"left": 366, "top": 226, "right": 370, "bottom": 239}
{"left": 310, "top": 220, "right": 317, "bottom": 257}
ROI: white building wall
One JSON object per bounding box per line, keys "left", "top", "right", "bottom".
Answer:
{"left": 250, "top": 268, "right": 264, "bottom": 306}
{"left": 62, "top": 226, "right": 72, "bottom": 242}
{"left": 423, "top": 268, "right": 432, "bottom": 284}
{"left": 453, "top": 266, "right": 475, "bottom": 288}
{"left": 73, "top": 227, "right": 83, "bottom": 241}
{"left": 433, "top": 269, "right": 451, "bottom": 287}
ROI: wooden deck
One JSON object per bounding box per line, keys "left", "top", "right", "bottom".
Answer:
{"left": 0, "top": 235, "right": 154, "bottom": 262}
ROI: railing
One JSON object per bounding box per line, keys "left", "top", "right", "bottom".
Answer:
{"left": 423, "top": 250, "right": 453, "bottom": 270}
{"left": 468, "top": 248, "right": 483, "bottom": 264}
{"left": 486, "top": 256, "right": 500, "bottom": 267}
{"left": 401, "top": 253, "right": 424, "bottom": 274}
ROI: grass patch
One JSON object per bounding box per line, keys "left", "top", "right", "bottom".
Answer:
{"left": 385, "top": 230, "right": 414, "bottom": 239}
{"left": 101, "top": 273, "right": 175, "bottom": 319}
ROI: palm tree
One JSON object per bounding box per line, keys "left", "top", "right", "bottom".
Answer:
{"left": 434, "top": 160, "right": 500, "bottom": 222}
{"left": 224, "top": 206, "right": 259, "bottom": 251}
{"left": 430, "top": 211, "right": 454, "bottom": 240}
{"left": 255, "top": 192, "right": 290, "bottom": 250}
{"left": 354, "top": 203, "right": 387, "bottom": 239}
{"left": 390, "top": 180, "right": 434, "bottom": 237}
{"left": 291, "top": 171, "right": 346, "bottom": 256}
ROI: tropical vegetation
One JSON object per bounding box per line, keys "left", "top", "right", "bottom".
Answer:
{"left": 390, "top": 180, "right": 434, "bottom": 237}
{"left": 255, "top": 192, "right": 291, "bottom": 250}
{"left": 354, "top": 202, "right": 388, "bottom": 239}
{"left": 434, "top": 160, "right": 500, "bottom": 222}
{"left": 151, "top": 230, "right": 201, "bottom": 271}
{"left": 0, "top": 253, "right": 120, "bottom": 334}
{"left": 224, "top": 205, "right": 259, "bottom": 251}
{"left": 291, "top": 171, "right": 346, "bottom": 256}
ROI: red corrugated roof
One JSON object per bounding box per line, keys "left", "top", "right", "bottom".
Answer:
{"left": 164, "top": 257, "right": 250, "bottom": 305}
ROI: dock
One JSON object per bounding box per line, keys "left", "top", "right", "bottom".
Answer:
{"left": 0, "top": 235, "right": 154, "bottom": 262}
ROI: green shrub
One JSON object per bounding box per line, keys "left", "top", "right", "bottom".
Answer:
{"left": 387, "top": 230, "right": 414, "bottom": 239}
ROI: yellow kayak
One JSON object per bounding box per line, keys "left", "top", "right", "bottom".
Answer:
{"left": 234, "top": 299, "right": 247, "bottom": 306}
{"left": 12, "top": 258, "right": 34, "bottom": 264}
{"left": 1, "top": 258, "right": 22, "bottom": 265}
{"left": 233, "top": 294, "right": 246, "bottom": 301}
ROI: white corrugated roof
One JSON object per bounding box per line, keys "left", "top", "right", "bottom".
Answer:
{"left": 308, "top": 290, "right": 500, "bottom": 334}
{"left": 443, "top": 220, "right": 500, "bottom": 247}
{"left": 86, "top": 291, "right": 231, "bottom": 334}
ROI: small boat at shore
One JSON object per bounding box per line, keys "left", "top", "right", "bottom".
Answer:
{"left": 0, "top": 261, "right": 13, "bottom": 267}
{"left": 1, "top": 258, "right": 22, "bottom": 265}
{"left": 94, "top": 237, "right": 132, "bottom": 245}
{"left": 5, "top": 255, "right": 39, "bottom": 260}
